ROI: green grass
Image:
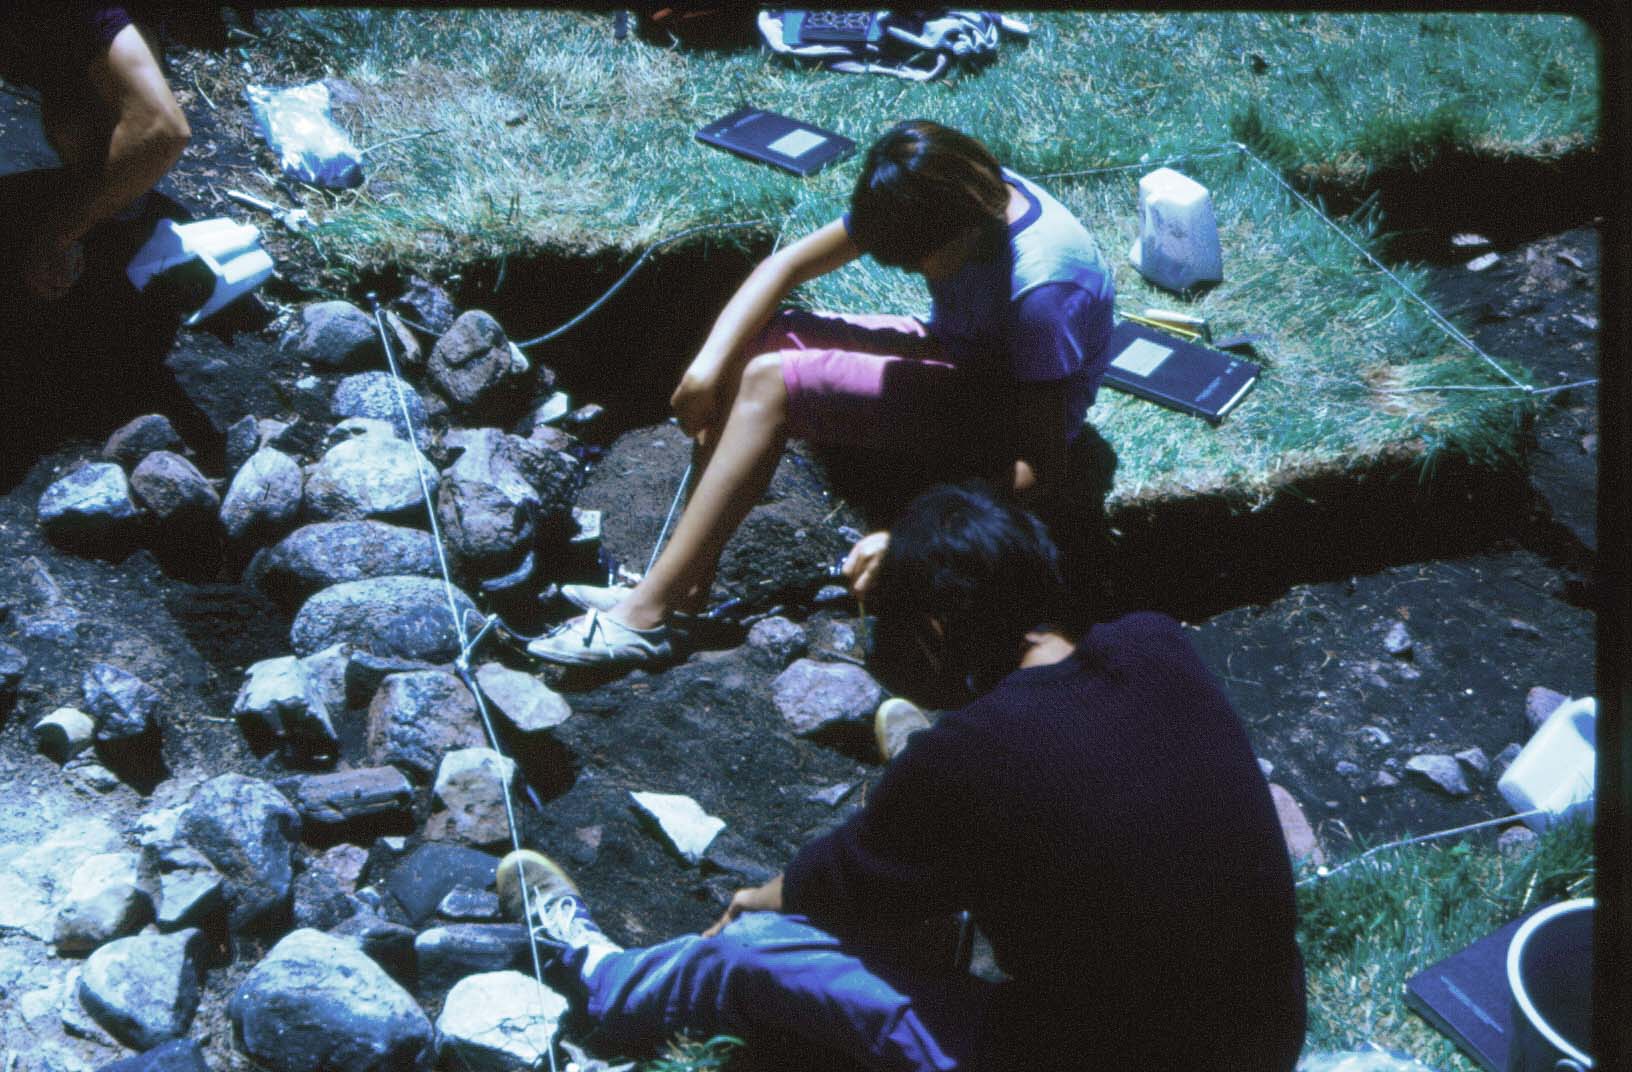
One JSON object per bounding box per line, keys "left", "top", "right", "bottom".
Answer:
{"left": 246, "top": 10, "right": 1598, "bottom": 276}
{"left": 629, "top": 824, "right": 1595, "bottom": 1071}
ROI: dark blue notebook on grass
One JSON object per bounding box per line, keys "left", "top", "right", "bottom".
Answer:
{"left": 1404, "top": 908, "right": 1547, "bottom": 1072}
{"left": 1101, "top": 318, "right": 1260, "bottom": 423}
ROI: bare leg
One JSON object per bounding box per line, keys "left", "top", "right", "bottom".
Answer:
{"left": 611, "top": 354, "right": 788, "bottom": 629}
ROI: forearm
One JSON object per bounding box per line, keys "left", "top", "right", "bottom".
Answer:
{"left": 50, "top": 114, "right": 188, "bottom": 245}
{"left": 687, "top": 254, "right": 799, "bottom": 381}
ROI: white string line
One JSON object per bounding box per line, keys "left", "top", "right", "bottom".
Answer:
{"left": 370, "top": 300, "right": 561, "bottom": 1072}
{"left": 647, "top": 461, "right": 693, "bottom": 575}
{"left": 1296, "top": 807, "right": 1550, "bottom": 888}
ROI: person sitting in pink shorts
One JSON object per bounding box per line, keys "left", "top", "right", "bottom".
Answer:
{"left": 529, "top": 119, "right": 1115, "bottom": 668}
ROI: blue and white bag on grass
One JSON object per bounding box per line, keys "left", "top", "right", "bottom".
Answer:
{"left": 245, "top": 82, "right": 365, "bottom": 189}
{"left": 758, "top": 10, "right": 1030, "bottom": 82}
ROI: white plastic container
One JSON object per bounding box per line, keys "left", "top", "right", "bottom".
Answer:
{"left": 1497, "top": 696, "right": 1596, "bottom": 833}
{"left": 126, "top": 217, "right": 274, "bottom": 325}
{"left": 1127, "top": 167, "right": 1223, "bottom": 292}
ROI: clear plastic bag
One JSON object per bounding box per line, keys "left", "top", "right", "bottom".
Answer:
{"left": 244, "top": 82, "right": 364, "bottom": 189}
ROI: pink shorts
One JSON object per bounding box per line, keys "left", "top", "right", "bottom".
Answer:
{"left": 752, "top": 309, "right": 977, "bottom": 450}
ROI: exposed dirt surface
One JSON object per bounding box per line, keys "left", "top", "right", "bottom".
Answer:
{"left": 0, "top": 49, "right": 1602, "bottom": 1071}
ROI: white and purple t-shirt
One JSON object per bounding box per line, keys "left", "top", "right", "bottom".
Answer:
{"left": 924, "top": 170, "right": 1115, "bottom": 441}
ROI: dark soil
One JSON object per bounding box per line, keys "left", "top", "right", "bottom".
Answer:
{"left": 0, "top": 47, "right": 1602, "bottom": 1070}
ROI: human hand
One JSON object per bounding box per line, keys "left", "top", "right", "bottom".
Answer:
{"left": 703, "top": 873, "right": 783, "bottom": 938}
{"left": 670, "top": 368, "right": 722, "bottom": 443}
{"left": 841, "top": 531, "right": 891, "bottom": 601}
{"left": 23, "top": 232, "right": 84, "bottom": 301}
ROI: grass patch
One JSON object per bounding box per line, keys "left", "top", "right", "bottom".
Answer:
{"left": 627, "top": 824, "right": 1594, "bottom": 1071}
{"left": 790, "top": 147, "right": 1534, "bottom": 503}
{"left": 1298, "top": 819, "right": 1594, "bottom": 1067}
{"left": 243, "top": 10, "right": 1598, "bottom": 279}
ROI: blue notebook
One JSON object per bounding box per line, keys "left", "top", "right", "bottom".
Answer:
{"left": 1100, "top": 319, "right": 1261, "bottom": 424}
{"left": 1404, "top": 909, "right": 1544, "bottom": 1071}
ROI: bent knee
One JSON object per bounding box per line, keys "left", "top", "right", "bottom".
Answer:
{"left": 739, "top": 353, "right": 788, "bottom": 408}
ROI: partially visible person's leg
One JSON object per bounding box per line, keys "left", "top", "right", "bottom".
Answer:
{"left": 577, "top": 912, "right": 990, "bottom": 1072}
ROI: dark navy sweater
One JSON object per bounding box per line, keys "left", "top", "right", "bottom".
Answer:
{"left": 783, "top": 612, "right": 1305, "bottom": 1069}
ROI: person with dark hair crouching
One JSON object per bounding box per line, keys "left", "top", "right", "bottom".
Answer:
{"left": 500, "top": 483, "right": 1305, "bottom": 1071}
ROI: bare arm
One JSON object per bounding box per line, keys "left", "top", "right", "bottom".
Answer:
{"left": 671, "top": 218, "right": 860, "bottom": 437}
{"left": 56, "top": 23, "right": 191, "bottom": 243}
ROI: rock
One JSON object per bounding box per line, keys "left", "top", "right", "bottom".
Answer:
{"left": 438, "top": 884, "right": 501, "bottom": 922}
{"left": 288, "top": 300, "right": 382, "bottom": 370}
{"left": 1466, "top": 251, "right": 1501, "bottom": 272}
{"left": 1495, "top": 741, "right": 1524, "bottom": 776}
{"left": 255, "top": 521, "right": 441, "bottom": 607}
{"left": 82, "top": 663, "right": 162, "bottom": 743}
{"left": 102, "top": 414, "right": 183, "bottom": 468}
{"left": 1404, "top": 754, "right": 1472, "bottom": 797}
{"left": 231, "top": 928, "right": 433, "bottom": 1072}
{"left": 178, "top": 773, "right": 301, "bottom": 932}
{"left": 630, "top": 791, "right": 726, "bottom": 865}
{"left": 345, "top": 650, "right": 439, "bottom": 708}
{"left": 39, "top": 462, "right": 142, "bottom": 536}
{"left": 527, "top": 391, "right": 571, "bottom": 428}
{"left": 292, "top": 865, "right": 362, "bottom": 931}
{"left": 413, "top": 924, "right": 534, "bottom": 993}
{"left": 1525, "top": 686, "right": 1569, "bottom": 733}
{"left": 1267, "top": 784, "right": 1324, "bottom": 866}
{"left": 332, "top": 371, "right": 430, "bottom": 441}
{"left": 311, "top": 843, "right": 370, "bottom": 894}
{"left": 300, "top": 643, "right": 354, "bottom": 721}
{"left": 1356, "top": 725, "right": 1392, "bottom": 750}
{"left": 284, "top": 766, "right": 415, "bottom": 826}
{"left": 1371, "top": 771, "right": 1400, "bottom": 789}
{"left": 1257, "top": 758, "right": 1274, "bottom": 778}
{"left": 0, "top": 818, "right": 122, "bottom": 941}
{"left": 385, "top": 842, "right": 499, "bottom": 926}
{"left": 366, "top": 670, "right": 483, "bottom": 780}
{"left": 328, "top": 908, "right": 418, "bottom": 979}
{"left": 150, "top": 845, "right": 225, "bottom": 930}
{"left": 1382, "top": 621, "right": 1413, "bottom": 658}
{"left": 304, "top": 424, "right": 438, "bottom": 523}
{"left": 0, "top": 639, "right": 26, "bottom": 714}
{"left": 437, "top": 971, "right": 568, "bottom": 1072}
{"left": 473, "top": 663, "right": 571, "bottom": 733}
{"left": 426, "top": 310, "right": 533, "bottom": 421}
{"left": 436, "top": 427, "right": 580, "bottom": 572}
{"left": 78, "top": 928, "right": 204, "bottom": 1049}
{"left": 771, "top": 659, "right": 885, "bottom": 736}
{"left": 233, "top": 655, "right": 338, "bottom": 761}
{"left": 393, "top": 277, "right": 458, "bottom": 336}
{"left": 426, "top": 749, "right": 517, "bottom": 847}
{"left": 34, "top": 706, "right": 96, "bottom": 762}
{"left": 292, "top": 576, "right": 477, "bottom": 662}
{"left": 1455, "top": 746, "right": 1491, "bottom": 779}
{"left": 67, "top": 760, "right": 124, "bottom": 793}
{"left": 1334, "top": 760, "right": 1362, "bottom": 778}
{"left": 225, "top": 414, "right": 264, "bottom": 472}
{"left": 128, "top": 451, "right": 219, "bottom": 522}
{"left": 53, "top": 852, "right": 154, "bottom": 953}
{"left": 1507, "top": 617, "right": 1544, "bottom": 639}
{"left": 380, "top": 308, "right": 424, "bottom": 371}
{"left": 747, "top": 616, "right": 809, "bottom": 667}
{"left": 97, "top": 1037, "right": 211, "bottom": 1072}
{"left": 1498, "top": 825, "right": 1540, "bottom": 858}
{"left": 807, "top": 782, "right": 854, "bottom": 807}
{"left": 220, "top": 447, "right": 303, "bottom": 542}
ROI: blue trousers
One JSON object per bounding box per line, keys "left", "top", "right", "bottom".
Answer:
{"left": 568, "top": 912, "right": 994, "bottom": 1072}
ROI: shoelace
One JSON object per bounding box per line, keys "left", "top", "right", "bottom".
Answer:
{"left": 530, "top": 894, "right": 601, "bottom": 952}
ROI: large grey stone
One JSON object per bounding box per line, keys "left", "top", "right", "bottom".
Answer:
{"left": 220, "top": 447, "right": 303, "bottom": 541}
{"left": 435, "top": 427, "right": 580, "bottom": 573}
{"left": 284, "top": 766, "right": 415, "bottom": 826}
{"left": 102, "top": 414, "right": 183, "bottom": 468}
{"left": 39, "top": 463, "right": 142, "bottom": 535}
{"left": 747, "top": 616, "right": 809, "bottom": 668}
{"left": 426, "top": 311, "right": 532, "bottom": 420}
{"left": 771, "top": 659, "right": 886, "bottom": 737}
{"left": 0, "top": 818, "right": 122, "bottom": 941}
{"left": 288, "top": 300, "right": 382, "bottom": 370}
{"left": 473, "top": 663, "right": 571, "bottom": 733}
{"left": 1405, "top": 754, "right": 1473, "bottom": 797}
{"left": 413, "top": 924, "right": 533, "bottom": 993}
{"left": 366, "top": 670, "right": 483, "bottom": 780}
{"left": 83, "top": 663, "right": 162, "bottom": 743}
{"left": 257, "top": 521, "right": 440, "bottom": 608}
{"left": 129, "top": 451, "right": 219, "bottom": 522}
{"left": 332, "top": 371, "right": 430, "bottom": 442}
{"left": 393, "top": 275, "right": 457, "bottom": 336}
{"left": 53, "top": 852, "right": 154, "bottom": 953}
{"left": 78, "top": 928, "right": 204, "bottom": 1049}
{"left": 436, "top": 971, "right": 568, "bottom": 1072}
{"left": 630, "top": 791, "right": 726, "bottom": 866}
{"left": 426, "top": 748, "right": 517, "bottom": 847}
{"left": 304, "top": 423, "right": 438, "bottom": 523}
{"left": 150, "top": 844, "right": 225, "bottom": 930}
{"left": 177, "top": 773, "right": 301, "bottom": 932}
{"left": 384, "top": 842, "right": 499, "bottom": 927}
{"left": 291, "top": 576, "right": 477, "bottom": 662}
{"left": 230, "top": 928, "right": 433, "bottom": 1072}
{"left": 233, "top": 655, "right": 338, "bottom": 761}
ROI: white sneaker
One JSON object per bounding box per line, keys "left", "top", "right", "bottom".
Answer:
{"left": 497, "top": 849, "right": 622, "bottom": 977}
{"left": 526, "top": 609, "right": 674, "bottom": 668}
{"left": 559, "top": 583, "right": 632, "bottom": 613}
{"left": 874, "top": 697, "right": 932, "bottom": 762}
